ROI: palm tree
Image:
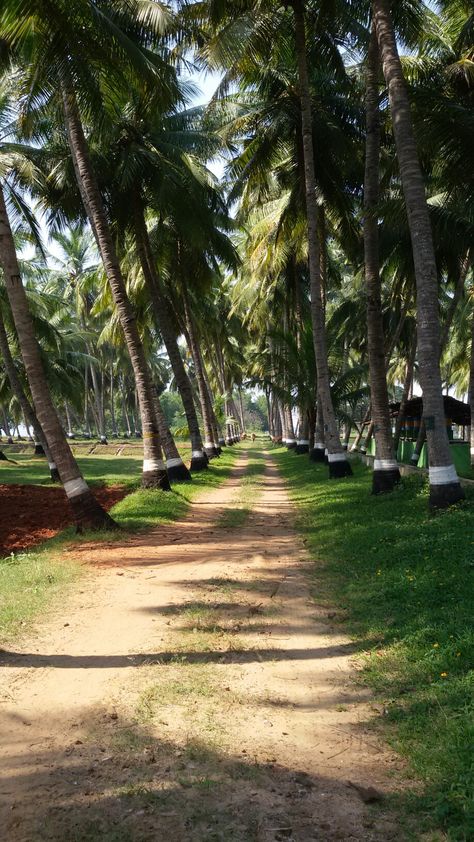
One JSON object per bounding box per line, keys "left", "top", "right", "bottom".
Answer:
{"left": 0, "top": 184, "right": 115, "bottom": 528}
{"left": 1, "top": 0, "right": 172, "bottom": 490}
{"left": 288, "top": 0, "right": 352, "bottom": 477}
{"left": 363, "top": 23, "right": 400, "bottom": 493}
{"left": 59, "top": 83, "right": 170, "bottom": 489}
{"left": 0, "top": 299, "right": 59, "bottom": 478}
{"left": 372, "top": 0, "right": 464, "bottom": 507}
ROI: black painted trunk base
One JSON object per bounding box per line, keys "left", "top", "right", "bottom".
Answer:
{"left": 429, "top": 481, "right": 465, "bottom": 509}
{"left": 225, "top": 438, "right": 234, "bottom": 446}
{"left": 328, "top": 459, "right": 353, "bottom": 478}
{"left": 50, "top": 467, "right": 61, "bottom": 482}
{"left": 190, "top": 454, "right": 208, "bottom": 472}
{"left": 295, "top": 443, "right": 309, "bottom": 455}
{"left": 167, "top": 462, "right": 192, "bottom": 483}
{"left": 310, "top": 447, "right": 325, "bottom": 463}
{"left": 142, "top": 470, "right": 171, "bottom": 491}
{"left": 34, "top": 443, "right": 45, "bottom": 456}
{"left": 372, "top": 468, "right": 401, "bottom": 495}
{"left": 100, "top": 437, "right": 108, "bottom": 445}
{"left": 286, "top": 441, "right": 297, "bottom": 450}
{"left": 71, "top": 490, "right": 118, "bottom": 532}
{"left": 0, "top": 450, "right": 7, "bottom": 461}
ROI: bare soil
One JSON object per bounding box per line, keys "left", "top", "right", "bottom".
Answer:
{"left": 0, "top": 484, "right": 127, "bottom": 557}
{"left": 0, "top": 450, "right": 408, "bottom": 841}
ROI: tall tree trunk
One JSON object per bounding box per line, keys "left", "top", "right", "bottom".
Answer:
{"left": 203, "top": 362, "right": 223, "bottom": 449}
{"left": 284, "top": 404, "right": 296, "bottom": 449}
{"left": 373, "top": 0, "right": 463, "bottom": 507}
{"left": 110, "top": 361, "right": 118, "bottom": 437}
{"left": 60, "top": 79, "right": 169, "bottom": 490}
{"left": 133, "top": 205, "right": 208, "bottom": 471}
{"left": 154, "top": 391, "right": 191, "bottom": 482}
{"left": 296, "top": 411, "right": 309, "bottom": 454}
{"left": 0, "top": 183, "right": 114, "bottom": 529}
{"left": 87, "top": 354, "right": 105, "bottom": 442}
{"left": 0, "top": 303, "right": 58, "bottom": 479}
{"left": 84, "top": 365, "right": 92, "bottom": 438}
{"left": 364, "top": 23, "right": 400, "bottom": 493}
{"left": 1, "top": 405, "right": 12, "bottom": 442}
{"left": 121, "top": 377, "right": 132, "bottom": 437}
{"left": 64, "top": 402, "right": 74, "bottom": 438}
{"left": 310, "top": 393, "right": 326, "bottom": 462}
{"left": 292, "top": 0, "right": 351, "bottom": 477}
{"left": 181, "top": 291, "right": 219, "bottom": 458}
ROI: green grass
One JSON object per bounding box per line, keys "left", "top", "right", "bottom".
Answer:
{"left": 274, "top": 447, "right": 474, "bottom": 841}
{"left": 0, "top": 551, "right": 80, "bottom": 642}
{"left": 0, "top": 445, "right": 239, "bottom": 643}
{"left": 216, "top": 445, "right": 266, "bottom": 529}
{"left": 0, "top": 452, "right": 144, "bottom": 488}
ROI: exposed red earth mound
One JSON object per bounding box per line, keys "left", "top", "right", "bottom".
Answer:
{"left": 0, "top": 484, "right": 126, "bottom": 557}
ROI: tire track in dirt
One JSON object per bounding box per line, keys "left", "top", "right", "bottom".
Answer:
{"left": 0, "top": 447, "right": 407, "bottom": 841}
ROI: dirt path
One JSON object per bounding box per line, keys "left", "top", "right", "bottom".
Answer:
{"left": 0, "top": 449, "right": 405, "bottom": 841}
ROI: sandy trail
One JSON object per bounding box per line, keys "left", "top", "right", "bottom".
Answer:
{"left": 0, "top": 448, "right": 404, "bottom": 841}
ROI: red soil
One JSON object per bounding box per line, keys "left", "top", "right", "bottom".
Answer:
{"left": 0, "top": 484, "right": 127, "bottom": 557}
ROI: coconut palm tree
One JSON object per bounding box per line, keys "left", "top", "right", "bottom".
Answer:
{"left": 0, "top": 298, "right": 58, "bottom": 477}
{"left": 1, "top": 0, "right": 173, "bottom": 489}
{"left": 372, "top": 0, "right": 464, "bottom": 507}
{"left": 363, "top": 23, "right": 400, "bottom": 493}
{"left": 0, "top": 184, "right": 115, "bottom": 528}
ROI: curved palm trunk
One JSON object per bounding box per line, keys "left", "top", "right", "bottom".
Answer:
{"left": 60, "top": 80, "right": 169, "bottom": 490}
{"left": 310, "top": 394, "right": 326, "bottom": 462}
{"left": 109, "top": 362, "right": 118, "bottom": 437}
{"left": 181, "top": 292, "right": 219, "bottom": 458}
{"left": 204, "top": 364, "right": 223, "bottom": 450}
{"left": 1, "top": 405, "right": 12, "bottom": 442}
{"left": 0, "top": 184, "right": 114, "bottom": 529}
{"left": 285, "top": 405, "right": 296, "bottom": 449}
{"left": 87, "top": 351, "right": 106, "bottom": 442}
{"left": 0, "top": 304, "right": 59, "bottom": 480}
{"left": 292, "top": 0, "right": 351, "bottom": 478}
{"left": 133, "top": 206, "right": 208, "bottom": 472}
{"left": 83, "top": 365, "right": 92, "bottom": 438}
{"left": 154, "top": 393, "right": 191, "bottom": 482}
{"left": 373, "top": 0, "right": 463, "bottom": 508}
{"left": 364, "top": 24, "right": 400, "bottom": 493}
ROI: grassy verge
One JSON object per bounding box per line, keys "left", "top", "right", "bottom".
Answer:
{"left": 274, "top": 447, "right": 474, "bottom": 841}
{"left": 216, "top": 445, "right": 266, "bottom": 529}
{"left": 0, "top": 445, "right": 239, "bottom": 643}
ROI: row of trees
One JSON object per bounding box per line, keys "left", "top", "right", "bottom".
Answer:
{"left": 215, "top": 0, "right": 473, "bottom": 506}
{"left": 0, "top": 0, "right": 472, "bottom": 529}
